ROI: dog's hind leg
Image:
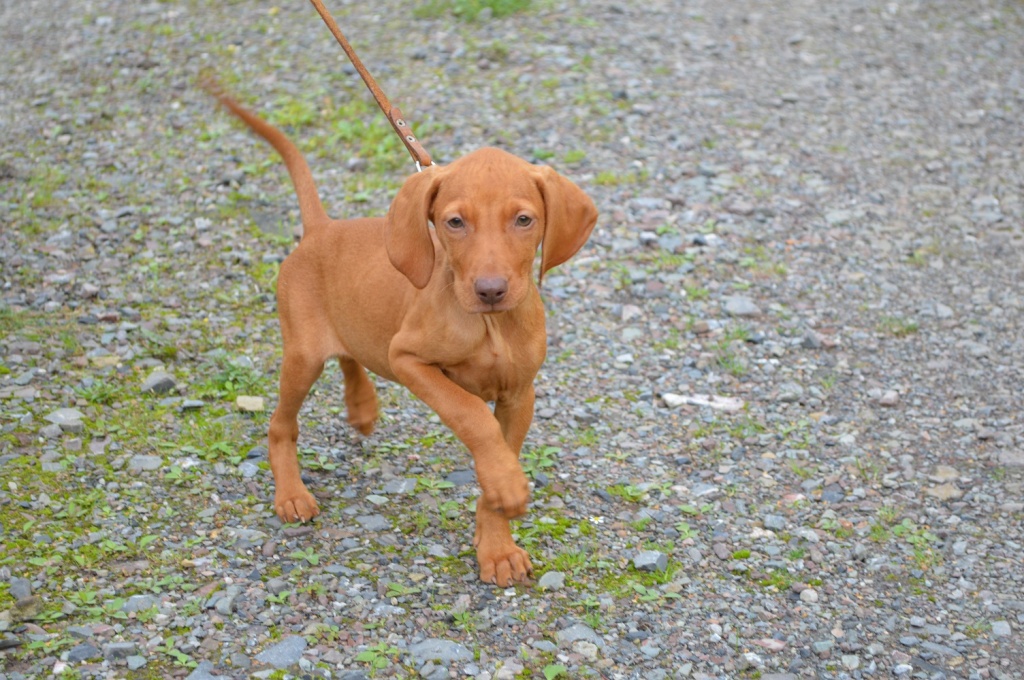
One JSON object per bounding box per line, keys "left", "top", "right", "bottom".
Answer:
{"left": 339, "top": 355, "right": 378, "bottom": 436}
{"left": 269, "top": 350, "right": 324, "bottom": 523}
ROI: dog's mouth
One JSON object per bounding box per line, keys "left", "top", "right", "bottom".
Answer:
{"left": 474, "top": 301, "right": 515, "bottom": 314}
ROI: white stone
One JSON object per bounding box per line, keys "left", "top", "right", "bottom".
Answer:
{"left": 799, "top": 588, "right": 819, "bottom": 604}
{"left": 236, "top": 395, "right": 265, "bottom": 412}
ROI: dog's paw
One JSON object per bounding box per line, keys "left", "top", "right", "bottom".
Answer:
{"left": 275, "top": 486, "right": 321, "bottom": 523}
{"left": 483, "top": 469, "right": 530, "bottom": 519}
{"left": 346, "top": 396, "right": 378, "bottom": 436}
{"left": 477, "top": 542, "right": 532, "bottom": 587}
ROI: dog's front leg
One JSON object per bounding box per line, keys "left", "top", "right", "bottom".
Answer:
{"left": 470, "top": 387, "right": 537, "bottom": 585}
{"left": 393, "top": 357, "right": 533, "bottom": 585}
{"left": 494, "top": 385, "right": 535, "bottom": 455}
{"left": 390, "top": 356, "right": 531, "bottom": 518}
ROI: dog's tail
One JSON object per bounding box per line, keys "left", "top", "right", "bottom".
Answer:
{"left": 202, "top": 76, "right": 329, "bottom": 233}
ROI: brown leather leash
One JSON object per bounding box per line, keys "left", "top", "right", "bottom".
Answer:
{"left": 308, "top": 0, "right": 433, "bottom": 170}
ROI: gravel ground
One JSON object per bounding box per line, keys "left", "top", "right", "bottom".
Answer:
{"left": 2, "top": 0, "right": 1023, "bottom": 678}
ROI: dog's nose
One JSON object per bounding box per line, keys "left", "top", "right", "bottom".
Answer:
{"left": 475, "top": 277, "right": 508, "bottom": 305}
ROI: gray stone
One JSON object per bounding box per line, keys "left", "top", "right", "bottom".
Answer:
{"left": 639, "top": 642, "right": 661, "bottom": 658}
{"left": 44, "top": 407, "right": 84, "bottom": 433}
{"left": 621, "top": 327, "right": 645, "bottom": 342}
{"left": 537, "top": 571, "right": 565, "bottom": 590}
{"left": 126, "top": 655, "right": 147, "bottom": 670}
{"left": 556, "top": 623, "right": 604, "bottom": 648}
{"left": 407, "top": 638, "right": 473, "bottom": 664}
{"left": 725, "top": 199, "right": 754, "bottom": 215}
{"left": 103, "top": 641, "right": 137, "bottom": 659}
{"left": 964, "top": 341, "right": 990, "bottom": 357}
{"left": 141, "top": 370, "right": 176, "bottom": 394}
{"left": 777, "top": 382, "right": 804, "bottom": 403}
{"left": 820, "top": 483, "right": 846, "bottom": 503}
{"left": 371, "top": 603, "right": 405, "bottom": 617}
{"left": 8, "top": 578, "right": 31, "bottom": 600}
{"left": 383, "top": 478, "right": 418, "bottom": 494}
{"left": 214, "top": 585, "right": 241, "bottom": 615}
{"left": 122, "top": 594, "right": 155, "bottom": 612}
{"left": 920, "top": 640, "right": 960, "bottom": 656}
{"left": 445, "top": 469, "right": 476, "bottom": 486}
{"left": 281, "top": 525, "right": 314, "bottom": 538}
{"left": 67, "top": 643, "right": 100, "bottom": 662}
{"left": 925, "top": 482, "right": 963, "bottom": 501}
{"left": 186, "top": 661, "right": 231, "bottom": 680}
{"left": 825, "top": 209, "right": 855, "bottom": 225}
{"left": 690, "top": 482, "right": 718, "bottom": 497}
{"left": 633, "top": 550, "right": 668, "bottom": 572}
{"left": 356, "top": 514, "right": 391, "bottom": 532}
{"left": 419, "top": 661, "right": 448, "bottom": 680}
{"left": 811, "top": 639, "right": 833, "bottom": 654}
{"left": 929, "top": 464, "right": 958, "bottom": 481}
{"left": 991, "top": 620, "right": 1012, "bottom": 637}
{"left": 238, "top": 461, "right": 260, "bottom": 478}
{"left": 41, "top": 423, "right": 64, "bottom": 438}
{"left": 878, "top": 390, "right": 900, "bottom": 407}
{"left": 801, "top": 329, "right": 823, "bottom": 349}
{"left": 255, "top": 635, "right": 307, "bottom": 668}
{"left": 266, "top": 577, "right": 289, "bottom": 595}
{"left": 763, "top": 515, "right": 786, "bottom": 531}
{"left": 494, "top": 659, "right": 524, "bottom": 680}
{"left": 40, "top": 451, "right": 63, "bottom": 473}
{"left": 128, "top": 455, "right": 162, "bottom": 472}
{"left": 998, "top": 450, "right": 1024, "bottom": 467}
{"left": 13, "top": 370, "right": 35, "bottom": 386}
{"left": 723, "top": 296, "right": 761, "bottom": 317}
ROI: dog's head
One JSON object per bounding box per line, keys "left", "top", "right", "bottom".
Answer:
{"left": 384, "top": 147, "right": 598, "bottom": 313}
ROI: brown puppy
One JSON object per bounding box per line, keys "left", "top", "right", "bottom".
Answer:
{"left": 208, "top": 87, "right": 597, "bottom": 586}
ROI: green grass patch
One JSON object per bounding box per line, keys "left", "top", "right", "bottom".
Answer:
{"left": 414, "top": 0, "right": 532, "bottom": 21}
{"left": 877, "top": 316, "right": 919, "bottom": 337}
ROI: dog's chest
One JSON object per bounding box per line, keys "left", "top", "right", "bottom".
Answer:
{"left": 440, "top": 322, "right": 541, "bottom": 401}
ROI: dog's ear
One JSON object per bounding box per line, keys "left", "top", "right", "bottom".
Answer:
{"left": 534, "top": 166, "right": 599, "bottom": 282}
{"left": 384, "top": 167, "right": 444, "bottom": 289}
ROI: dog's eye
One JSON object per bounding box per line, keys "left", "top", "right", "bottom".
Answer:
{"left": 515, "top": 214, "right": 534, "bottom": 228}
{"left": 446, "top": 217, "right": 464, "bottom": 229}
